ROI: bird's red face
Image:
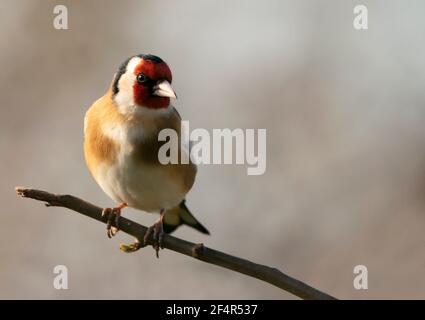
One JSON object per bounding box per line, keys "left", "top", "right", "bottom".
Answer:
{"left": 133, "top": 58, "right": 174, "bottom": 109}
{"left": 113, "top": 54, "right": 177, "bottom": 111}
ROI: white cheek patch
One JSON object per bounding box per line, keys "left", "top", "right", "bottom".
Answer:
{"left": 114, "top": 56, "right": 142, "bottom": 115}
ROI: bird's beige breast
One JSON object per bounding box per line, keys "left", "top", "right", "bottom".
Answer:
{"left": 95, "top": 158, "right": 194, "bottom": 212}
{"left": 84, "top": 96, "right": 196, "bottom": 212}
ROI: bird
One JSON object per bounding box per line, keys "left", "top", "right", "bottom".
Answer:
{"left": 84, "top": 54, "right": 209, "bottom": 257}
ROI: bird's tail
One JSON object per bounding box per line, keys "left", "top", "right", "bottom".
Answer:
{"left": 163, "top": 200, "right": 210, "bottom": 235}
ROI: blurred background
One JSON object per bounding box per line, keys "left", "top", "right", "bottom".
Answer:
{"left": 1, "top": 0, "right": 425, "bottom": 299}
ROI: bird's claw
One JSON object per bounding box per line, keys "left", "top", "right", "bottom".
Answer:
{"left": 120, "top": 239, "right": 142, "bottom": 253}
{"left": 102, "top": 207, "right": 121, "bottom": 238}
{"left": 144, "top": 220, "right": 164, "bottom": 258}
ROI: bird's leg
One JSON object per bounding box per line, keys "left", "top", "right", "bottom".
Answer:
{"left": 120, "top": 209, "right": 165, "bottom": 256}
{"left": 144, "top": 209, "right": 165, "bottom": 258}
{"left": 102, "top": 203, "right": 127, "bottom": 238}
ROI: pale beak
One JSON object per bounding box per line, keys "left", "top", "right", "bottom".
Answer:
{"left": 152, "top": 80, "right": 177, "bottom": 99}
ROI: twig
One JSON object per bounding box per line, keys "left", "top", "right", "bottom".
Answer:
{"left": 15, "top": 186, "right": 336, "bottom": 300}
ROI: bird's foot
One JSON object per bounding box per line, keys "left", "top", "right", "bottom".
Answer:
{"left": 120, "top": 239, "right": 142, "bottom": 253}
{"left": 120, "top": 220, "right": 164, "bottom": 256}
{"left": 102, "top": 203, "right": 127, "bottom": 238}
{"left": 144, "top": 213, "right": 165, "bottom": 258}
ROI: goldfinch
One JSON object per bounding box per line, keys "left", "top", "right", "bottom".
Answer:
{"left": 84, "top": 54, "right": 209, "bottom": 256}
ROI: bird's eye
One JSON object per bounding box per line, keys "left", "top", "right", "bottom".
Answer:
{"left": 136, "top": 73, "right": 147, "bottom": 84}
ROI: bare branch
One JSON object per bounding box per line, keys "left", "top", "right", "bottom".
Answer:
{"left": 15, "top": 186, "right": 336, "bottom": 300}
